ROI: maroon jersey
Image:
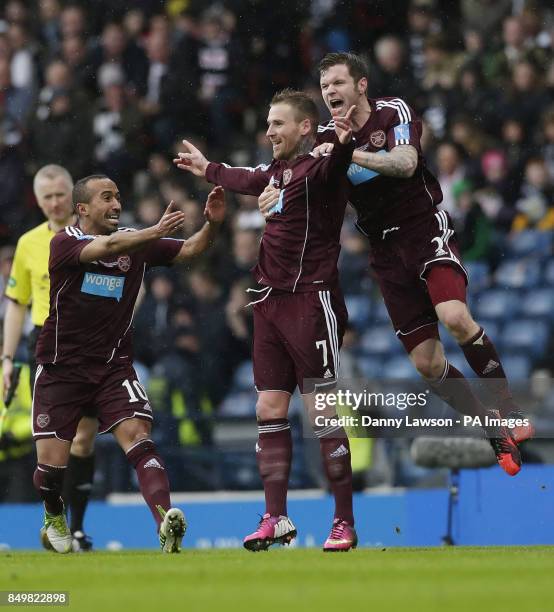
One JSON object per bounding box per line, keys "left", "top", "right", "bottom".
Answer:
{"left": 316, "top": 97, "right": 443, "bottom": 241}
{"left": 206, "top": 138, "right": 354, "bottom": 292}
{"left": 35, "top": 226, "right": 183, "bottom": 366}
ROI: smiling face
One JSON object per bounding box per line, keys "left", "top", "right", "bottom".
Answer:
{"left": 266, "top": 103, "right": 311, "bottom": 161}
{"left": 77, "top": 178, "right": 122, "bottom": 235}
{"left": 320, "top": 63, "right": 367, "bottom": 118}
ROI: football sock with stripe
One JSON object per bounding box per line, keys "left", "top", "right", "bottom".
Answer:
{"left": 256, "top": 419, "right": 292, "bottom": 517}
{"left": 126, "top": 439, "right": 171, "bottom": 528}
{"left": 429, "top": 360, "right": 489, "bottom": 420}
{"left": 63, "top": 453, "right": 95, "bottom": 533}
{"left": 316, "top": 423, "right": 354, "bottom": 525}
{"left": 33, "top": 464, "right": 66, "bottom": 515}
{"left": 460, "top": 327, "right": 517, "bottom": 417}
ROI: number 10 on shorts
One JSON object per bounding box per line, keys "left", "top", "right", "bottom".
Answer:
{"left": 122, "top": 379, "right": 148, "bottom": 403}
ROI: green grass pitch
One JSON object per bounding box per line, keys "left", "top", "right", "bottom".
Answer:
{"left": 1, "top": 547, "right": 553, "bottom": 612}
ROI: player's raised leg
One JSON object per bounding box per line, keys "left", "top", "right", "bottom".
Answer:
{"left": 34, "top": 438, "right": 73, "bottom": 554}
{"left": 409, "top": 337, "right": 521, "bottom": 475}
{"left": 244, "top": 390, "right": 297, "bottom": 552}
{"left": 112, "top": 417, "right": 186, "bottom": 553}
{"left": 428, "top": 264, "right": 534, "bottom": 444}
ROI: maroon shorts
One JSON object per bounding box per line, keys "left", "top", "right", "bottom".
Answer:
{"left": 253, "top": 288, "right": 348, "bottom": 394}
{"left": 32, "top": 362, "right": 152, "bottom": 441}
{"left": 369, "top": 210, "right": 468, "bottom": 353}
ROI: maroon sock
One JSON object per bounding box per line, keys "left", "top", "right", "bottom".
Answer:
{"left": 460, "top": 327, "right": 517, "bottom": 416}
{"left": 316, "top": 423, "right": 354, "bottom": 525}
{"left": 429, "top": 361, "right": 488, "bottom": 420}
{"left": 126, "top": 439, "right": 171, "bottom": 528}
{"left": 33, "top": 464, "right": 66, "bottom": 515}
{"left": 256, "top": 419, "right": 292, "bottom": 517}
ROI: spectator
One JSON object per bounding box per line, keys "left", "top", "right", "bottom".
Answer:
{"left": 435, "top": 142, "right": 467, "bottom": 220}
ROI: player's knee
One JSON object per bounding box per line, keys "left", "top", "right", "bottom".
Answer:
{"left": 71, "top": 426, "right": 96, "bottom": 457}
{"left": 439, "top": 304, "right": 474, "bottom": 338}
{"left": 413, "top": 354, "right": 445, "bottom": 380}
{"left": 255, "top": 396, "right": 288, "bottom": 421}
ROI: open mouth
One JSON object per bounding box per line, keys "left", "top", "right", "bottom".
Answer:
{"left": 330, "top": 99, "right": 343, "bottom": 110}
{"left": 106, "top": 214, "right": 119, "bottom": 224}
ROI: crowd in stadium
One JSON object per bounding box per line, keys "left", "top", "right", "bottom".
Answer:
{"left": 0, "top": 0, "right": 553, "bottom": 500}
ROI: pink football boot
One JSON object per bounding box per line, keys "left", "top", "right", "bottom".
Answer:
{"left": 323, "top": 518, "right": 358, "bottom": 552}
{"left": 243, "top": 513, "right": 297, "bottom": 552}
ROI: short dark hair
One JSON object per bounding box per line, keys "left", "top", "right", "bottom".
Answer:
{"left": 270, "top": 88, "right": 319, "bottom": 136}
{"left": 72, "top": 174, "right": 110, "bottom": 209}
{"left": 318, "top": 52, "right": 369, "bottom": 83}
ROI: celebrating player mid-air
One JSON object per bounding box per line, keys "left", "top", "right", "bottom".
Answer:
{"left": 259, "top": 53, "right": 532, "bottom": 476}
{"left": 31, "top": 174, "right": 225, "bottom": 553}
{"left": 176, "top": 89, "right": 358, "bottom": 551}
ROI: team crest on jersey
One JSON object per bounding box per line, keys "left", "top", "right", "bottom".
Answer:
{"left": 36, "top": 414, "right": 50, "bottom": 428}
{"left": 283, "top": 169, "right": 293, "bottom": 185}
{"left": 370, "top": 130, "right": 386, "bottom": 148}
{"left": 117, "top": 255, "right": 131, "bottom": 272}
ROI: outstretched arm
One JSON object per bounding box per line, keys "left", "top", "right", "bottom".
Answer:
{"left": 79, "top": 202, "right": 186, "bottom": 263}
{"left": 172, "top": 186, "right": 226, "bottom": 262}
{"left": 174, "top": 140, "right": 274, "bottom": 196}
{"left": 352, "top": 144, "right": 418, "bottom": 178}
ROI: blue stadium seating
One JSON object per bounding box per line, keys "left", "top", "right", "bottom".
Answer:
{"left": 500, "top": 354, "right": 532, "bottom": 381}
{"left": 505, "top": 230, "right": 553, "bottom": 258}
{"left": 494, "top": 259, "right": 541, "bottom": 289}
{"left": 381, "top": 355, "right": 420, "bottom": 380}
{"left": 520, "top": 288, "right": 554, "bottom": 321}
{"left": 357, "top": 356, "right": 384, "bottom": 380}
{"left": 544, "top": 259, "right": 554, "bottom": 286}
{"left": 465, "top": 261, "right": 491, "bottom": 293}
{"left": 359, "top": 325, "right": 401, "bottom": 356}
{"left": 501, "top": 319, "right": 550, "bottom": 357}
{"left": 344, "top": 294, "right": 371, "bottom": 330}
{"left": 473, "top": 289, "right": 520, "bottom": 321}
{"left": 372, "top": 298, "right": 391, "bottom": 324}
{"left": 231, "top": 360, "right": 254, "bottom": 392}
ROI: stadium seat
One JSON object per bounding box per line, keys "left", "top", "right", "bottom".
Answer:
{"left": 473, "top": 289, "right": 519, "bottom": 321}
{"left": 543, "top": 260, "right": 554, "bottom": 286}
{"left": 359, "top": 325, "right": 401, "bottom": 356}
{"left": 505, "top": 230, "right": 553, "bottom": 258}
{"left": 500, "top": 354, "right": 532, "bottom": 382}
{"left": 501, "top": 319, "right": 550, "bottom": 357}
{"left": 344, "top": 294, "right": 371, "bottom": 330}
{"left": 357, "top": 356, "right": 383, "bottom": 380}
{"left": 231, "top": 361, "right": 254, "bottom": 392}
{"left": 494, "top": 259, "right": 541, "bottom": 289}
{"left": 381, "top": 355, "right": 420, "bottom": 380}
{"left": 465, "top": 261, "right": 490, "bottom": 293}
{"left": 520, "top": 288, "right": 554, "bottom": 321}
{"left": 371, "top": 298, "right": 390, "bottom": 324}
{"left": 218, "top": 391, "right": 257, "bottom": 417}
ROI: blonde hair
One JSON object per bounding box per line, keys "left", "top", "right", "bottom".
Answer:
{"left": 33, "top": 164, "right": 74, "bottom": 197}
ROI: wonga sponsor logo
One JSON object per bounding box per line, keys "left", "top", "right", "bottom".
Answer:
{"left": 81, "top": 273, "right": 125, "bottom": 301}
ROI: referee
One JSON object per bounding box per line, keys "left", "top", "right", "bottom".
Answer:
{"left": 2, "top": 165, "right": 96, "bottom": 551}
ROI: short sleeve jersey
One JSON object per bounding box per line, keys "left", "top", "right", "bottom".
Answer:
{"left": 316, "top": 97, "right": 443, "bottom": 240}
{"left": 5, "top": 222, "right": 55, "bottom": 326}
{"left": 35, "top": 226, "right": 183, "bottom": 366}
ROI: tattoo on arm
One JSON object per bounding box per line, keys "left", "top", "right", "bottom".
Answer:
{"left": 352, "top": 145, "right": 418, "bottom": 178}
